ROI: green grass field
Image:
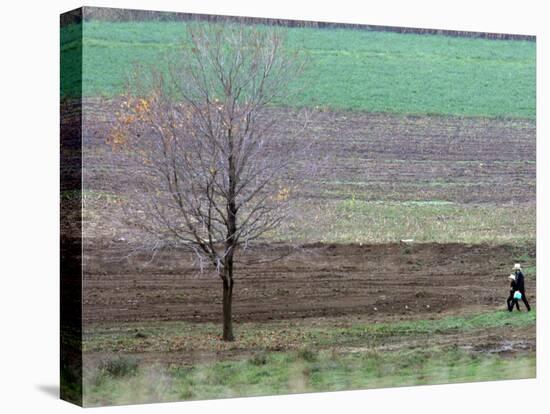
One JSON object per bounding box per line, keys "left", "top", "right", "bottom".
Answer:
{"left": 83, "top": 310, "right": 536, "bottom": 406}
{"left": 84, "top": 350, "right": 535, "bottom": 406}
{"left": 61, "top": 21, "right": 535, "bottom": 118}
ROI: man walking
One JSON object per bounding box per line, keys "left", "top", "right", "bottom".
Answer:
{"left": 513, "top": 263, "right": 531, "bottom": 311}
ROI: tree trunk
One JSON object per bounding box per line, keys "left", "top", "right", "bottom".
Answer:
{"left": 223, "top": 125, "right": 237, "bottom": 342}
{"left": 222, "top": 275, "right": 234, "bottom": 341}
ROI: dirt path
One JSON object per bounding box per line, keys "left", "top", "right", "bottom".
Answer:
{"left": 83, "top": 242, "right": 535, "bottom": 324}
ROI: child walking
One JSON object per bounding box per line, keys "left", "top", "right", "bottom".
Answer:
{"left": 507, "top": 274, "right": 520, "bottom": 312}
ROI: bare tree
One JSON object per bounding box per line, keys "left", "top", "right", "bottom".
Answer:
{"left": 109, "top": 22, "right": 307, "bottom": 341}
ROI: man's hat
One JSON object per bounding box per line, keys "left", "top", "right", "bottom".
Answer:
{"left": 514, "top": 263, "right": 522, "bottom": 270}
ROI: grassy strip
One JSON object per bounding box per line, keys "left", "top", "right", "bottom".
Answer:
{"left": 83, "top": 347, "right": 535, "bottom": 406}
{"left": 83, "top": 309, "right": 536, "bottom": 354}
{"left": 310, "top": 309, "right": 536, "bottom": 347}
{"left": 271, "top": 200, "right": 536, "bottom": 244}
{"left": 83, "top": 310, "right": 535, "bottom": 405}
{"left": 86, "top": 193, "right": 535, "bottom": 245}
{"left": 62, "top": 21, "right": 535, "bottom": 118}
